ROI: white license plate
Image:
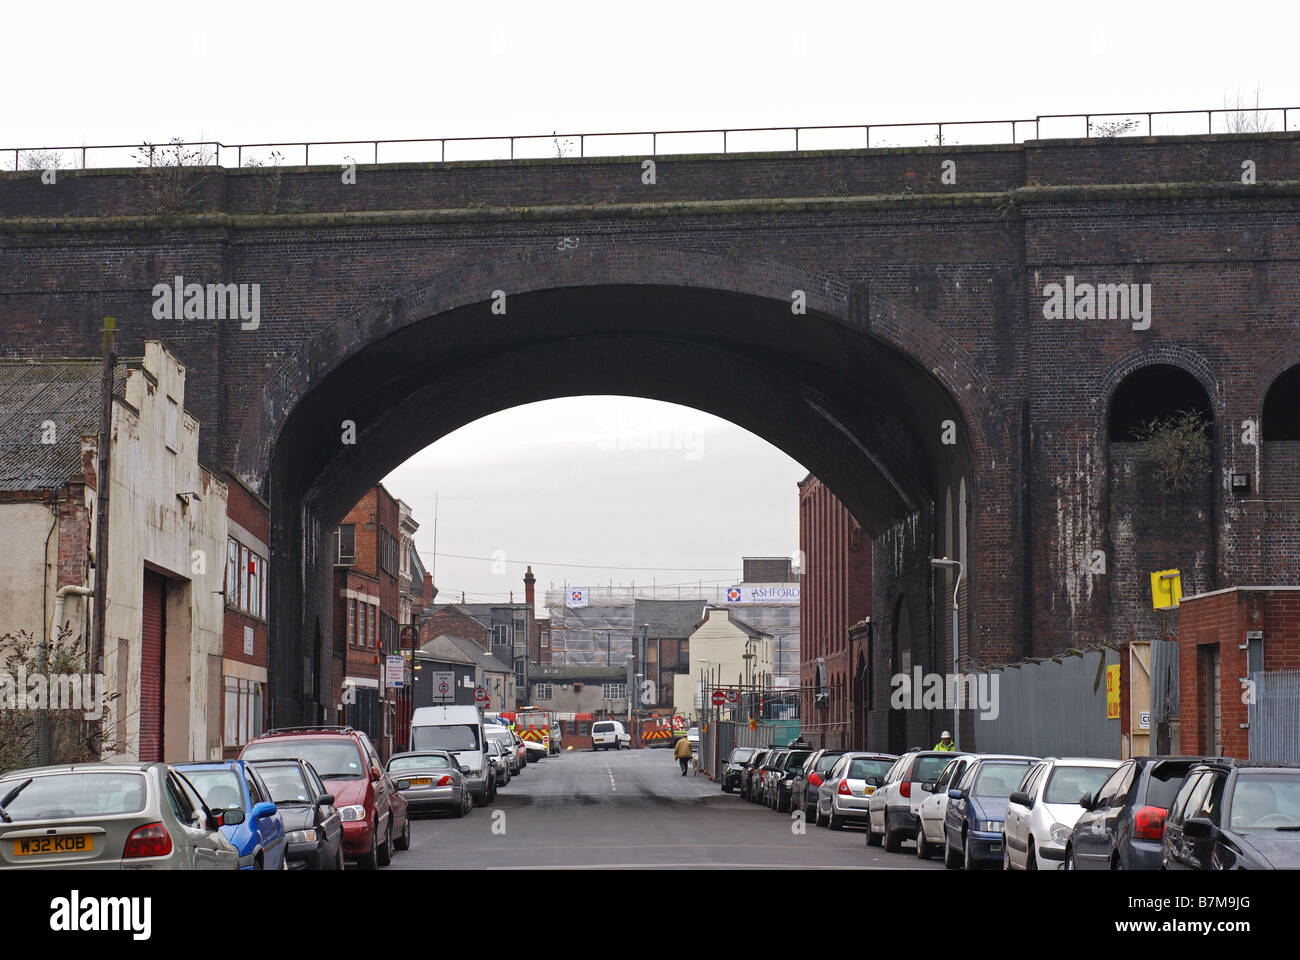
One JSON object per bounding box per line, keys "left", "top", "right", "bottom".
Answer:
{"left": 989, "top": 843, "right": 1002, "bottom": 853}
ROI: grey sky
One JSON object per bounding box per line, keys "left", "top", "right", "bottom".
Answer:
{"left": 8, "top": 1, "right": 1294, "bottom": 609}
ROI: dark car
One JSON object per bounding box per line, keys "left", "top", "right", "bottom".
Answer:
{"left": 1161, "top": 758, "right": 1300, "bottom": 870}
{"left": 240, "top": 725, "right": 409, "bottom": 870}
{"left": 791, "top": 749, "right": 846, "bottom": 821}
{"left": 943, "top": 755, "right": 1036, "bottom": 869}
{"left": 754, "top": 751, "right": 789, "bottom": 805}
{"left": 721, "top": 747, "right": 758, "bottom": 793}
{"left": 768, "top": 749, "right": 814, "bottom": 812}
{"left": 1066, "top": 755, "right": 1212, "bottom": 870}
{"left": 739, "top": 749, "right": 770, "bottom": 801}
{"left": 248, "top": 758, "right": 345, "bottom": 870}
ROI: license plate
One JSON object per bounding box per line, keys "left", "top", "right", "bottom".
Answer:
{"left": 864, "top": 786, "right": 875, "bottom": 794}
{"left": 14, "top": 835, "right": 93, "bottom": 856}
{"left": 989, "top": 843, "right": 1002, "bottom": 853}
{"left": 408, "top": 777, "right": 432, "bottom": 787}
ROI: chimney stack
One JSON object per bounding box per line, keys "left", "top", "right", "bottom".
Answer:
{"left": 524, "top": 565, "right": 536, "bottom": 606}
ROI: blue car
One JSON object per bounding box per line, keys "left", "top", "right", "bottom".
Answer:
{"left": 176, "top": 761, "right": 288, "bottom": 870}
{"left": 943, "top": 755, "right": 1037, "bottom": 870}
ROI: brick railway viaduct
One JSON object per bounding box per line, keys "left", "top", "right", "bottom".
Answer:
{"left": 3, "top": 132, "right": 1298, "bottom": 747}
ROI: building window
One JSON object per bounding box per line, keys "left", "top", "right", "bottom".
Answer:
{"left": 535, "top": 683, "right": 553, "bottom": 700}
{"left": 165, "top": 397, "right": 179, "bottom": 453}
{"left": 335, "top": 525, "right": 356, "bottom": 566}
{"left": 368, "top": 605, "right": 377, "bottom": 649}
{"left": 380, "top": 530, "right": 398, "bottom": 577}
{"left": 247, "top": 553, "right": 263, "bottom": 619}
{"left": 223, "top": 677, "right": 264, "bottom": 748}
{"left": 493, "top": 624, "right": 509, "bottom": 647}
{"left": 540, "top": 632, "right": 548, "bottom": 648}
{"left": 226, "top": 538, "right": 239, "bottom": 606}
{"left": 602, "top": 683, "right": 626, "bottom": 701}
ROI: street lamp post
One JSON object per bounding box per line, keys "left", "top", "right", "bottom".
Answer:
{"left": 931, "top": 557, "right": 964, "bottom": 750}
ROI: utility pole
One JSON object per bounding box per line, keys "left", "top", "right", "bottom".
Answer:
{"left": 90, "top": 318, "right": 116, "bottom": 685}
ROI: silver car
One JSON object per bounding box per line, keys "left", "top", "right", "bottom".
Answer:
{"left": 387, "top": 751, "right": 473, "bottom": 818}
{"left": 485, "top": 727, "right": 521, "bottom": 777}
{"left": 816, "top": 752, "right": 898, "bottom": 830}
{"left": 0, "top": 762, "right": 240, "bottom": 870}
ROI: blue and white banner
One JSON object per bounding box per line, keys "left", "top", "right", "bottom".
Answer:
{"left": 566, "top": 588, "right": 589, "bottom": 608}
{"left": 725, "top": 585, "right": 799, "bottom": 604}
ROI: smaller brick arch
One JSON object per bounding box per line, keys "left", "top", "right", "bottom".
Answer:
{"left": 1092, "top": 343, "right": 1224, "bottom": 444}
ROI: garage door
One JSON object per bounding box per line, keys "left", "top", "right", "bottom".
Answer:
{"left": 140, "top": 569, "right": 166, "bottom": 761}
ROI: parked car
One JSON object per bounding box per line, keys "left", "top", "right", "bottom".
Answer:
{"left": 174, "top": 760, "right": 288, "bottom": 870}
{"left": 942, "top": 755, "right": 1037, "bottom": 869}
{"left": 721, "top": 747, "right": 758, "bottom": 793}
{"left": 0, "top": 762, "right": 239, "bottom": 870}
{"left": 791, "top": 749, "right": 845, "bottom": 821}
{"left": 387, "top": 750, "right": 474, "bottom": 818}
{"left": 869, "top": 749, "right": 960, "bottom": 850}
{"left": 916, "top": 754, "right": 977, "bottom": 860}
{"left": 1161, "top": 758, "right": 1300, "bottom": 870}
{"left": 240, "top": 724, "right": 409, "bottom": 869}
{"left": 755, "top": 750, "right": 788, "bottom": 805}
{"left": 592, "top": 720, "right": 631, "bottom": 750}
{"left": 410, "top": 705, "right": 494, "bottom": 806}
{"left": 487, "top": 738, "right": 511, "bottom": 785}
{"left": 817, "top": 752, "right": 897, "bottom": 829}
{"left": 248, "top": 758, "right": 345, "bottom": 870}
{"left": 1002, "top": 757, "right": 1121, "bottom": 870}
{"left": 739, "top": 749, "right": 770, "bottom": 801}
{"left": 485, "top": 725, "right": 521, "bottom": 777}
{"left": 523, "top": 739, "right": 548, "bottom": 762}
{"left": 1065, "top": 755, "right": 1210, "bottom": 870}
{"left": 768, "top": 749, "right": 814, "bottom": 812}
{"left": 512, "top": 730, "right": 528, "bottom": 771}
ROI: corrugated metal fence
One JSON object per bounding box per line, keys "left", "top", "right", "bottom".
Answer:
{"left": 1249, "top": 670, "right": 1300, "bottom": 763}
{"left": 974, "top": 649, "right": 1122, "bottom": 758}
{"left": 1149, "top": 639, "right": 1181, "bottom": 754}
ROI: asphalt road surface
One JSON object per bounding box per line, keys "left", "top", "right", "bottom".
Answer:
{"left": 391, "top": 747, "right": 946, "bottom": 869}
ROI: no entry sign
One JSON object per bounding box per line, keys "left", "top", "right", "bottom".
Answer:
{"left": 711, "top": 690, "right": 726, "bottom": 706}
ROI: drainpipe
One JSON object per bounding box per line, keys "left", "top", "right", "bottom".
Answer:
{"left": 36, "top": 511, "right": 58, "bottom": 765}
{"left": 54, "top": 585, "right": 96, "bottom": 648}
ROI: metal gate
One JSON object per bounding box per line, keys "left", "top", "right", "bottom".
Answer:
{"left": 1249, "top": 670, "right": 1300, "bottom": 763}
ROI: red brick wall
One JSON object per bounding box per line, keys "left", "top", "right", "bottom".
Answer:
{"left": 1178, "top": 588, "right": 1300, "bottom": 759}
{"left": 420, "top": 605, "right": 491, "bottom": 650}
{"left": 224, "top": 479, "right": 270, "bottom": 669}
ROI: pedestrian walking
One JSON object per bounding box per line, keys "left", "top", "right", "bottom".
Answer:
{"left": 674, "top": 734, "right": 693, "bottom": 775}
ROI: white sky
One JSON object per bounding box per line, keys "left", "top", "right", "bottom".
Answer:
{"left": 9, "top": 1, "right": 1296, "bottom": 609}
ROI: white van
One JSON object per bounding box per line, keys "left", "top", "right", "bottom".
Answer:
{"left": 411, "top": 705, "right": 493, "bottom": 805}
{"left": 591, "top": 720, "right": 630, "bottom": 751}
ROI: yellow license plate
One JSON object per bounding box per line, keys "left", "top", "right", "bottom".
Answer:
{"left": 864, "top": 786, "right": 875, "bottom": 794}
{"left": 408, "top": 777, "right": 432, "bottom": 787}
{"left": 14, "top": 835, "right": 93, "bottom": 856}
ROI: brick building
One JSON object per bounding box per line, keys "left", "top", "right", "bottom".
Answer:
{"left": 221, "top": 474, "right": 271, "bottom": 757}
{"left": 798, "top": 475, "right": 872, "bottom": 750}
{"left": 1177, "top": 586, "right": 1300, "bottom": 760}
{"left": 333, "top": 484, "right": 403, "bottom": 758}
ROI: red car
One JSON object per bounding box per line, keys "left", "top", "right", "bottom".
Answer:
{"left": 240, "top": 726, "right": 409, "bottom": 869}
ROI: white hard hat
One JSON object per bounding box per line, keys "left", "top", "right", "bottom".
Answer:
{"left": 941, "top": 731, "right": 952, "bottom": 739}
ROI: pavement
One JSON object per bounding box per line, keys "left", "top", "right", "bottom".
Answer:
{"left": 390, "top": 747, "right": 945, "bottom": 869}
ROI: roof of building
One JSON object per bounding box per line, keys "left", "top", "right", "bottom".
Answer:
{"left": 633, "top": 598, "right": 710, "bottom": 640}
{"left": 444, "top": 634, "right": 514, "bottom": 675}
{"left": 417, "top": 633, "right": 478, "bottom": 667}
{"left": 0, "top": 358, "right": 129, "bottom": 492}
{"left": 439, "top": 602, "right": 530, "bottom": 630}
{"left": 707, "top": 609, "right": 773, "bottom": 640}
{"left": 409, "top": 544, "right": 427, "bottom": 583}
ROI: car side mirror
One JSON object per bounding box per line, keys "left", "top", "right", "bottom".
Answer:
{"left": 460, "top": 765, "right": 472, "bottom": 774}
{"left": 921, "top": 781, "right": 937, "bottom": 794}
{"left": 396, "top": 779, "right": 411, "bottom": 790}
{"left": 1010, "top": 790, "right": 1033, "bottom": 808}
{"left": 219, "top": 808, "right": 245, "bottom": 827}
{"left": 866, "top": 776, "right": 883, "bottom": 787}
{"left": 250, "top": 801, "right": 277, "bottom": 820}
{"left": 1183, "top": 817, "right": 1214, "bottom": 839}
{"left": 1079, "top": 792, "right": 1095, "bottom": 810}
{"left": 948, "top": 788, "right": 965, "bottom": 801}
{"left": 317, "top": 794, "right": 335, "bottom": 807}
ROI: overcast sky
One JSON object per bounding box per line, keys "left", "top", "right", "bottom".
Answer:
{"left": 8, "top": 1, "right": 1295, "bottom": 610}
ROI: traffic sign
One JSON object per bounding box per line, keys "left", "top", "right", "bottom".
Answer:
{"left": 431, "top": 671, "right": 454, "bottom": 704}
{"left": 725, "top": 689, "right": 738, "bottom": 703}
{"left": 385, "top": 656, "right": 405, "bottom": 689}
{"left": 711, "top": 690, "right": 726, "bottom": 706}
{"left": 474, "top": 685, "right": 488, "bottom": 702}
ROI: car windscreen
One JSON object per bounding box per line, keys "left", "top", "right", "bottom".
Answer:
{"left": 1044, "top": 766, "right": 1116, "bottom": 805}
{"left": 911, "top": 755, "right": 955, "bottom": 783}
{"left": 973, "top": 762, "right": 1031, "bottom": 798}
{"left": 1145, "top": 761, "right": 1197, "bottom": 809}
{"left": 411, "top": 724, "right": 481, "bottom": 752}
{"left": 848, "top": 758, "right": 892, "bottom": 780}
{"left": 785, "top": 752, "right": 812, "bottom": 771}
{"left": 243, "top": 739, "right": 366, "bottom": 779}
{"left": 816, "top": 753, "right": 845, "bottom": 774}
{"left": 179, "top": 769, "right": 243, "bottom": 810}
{"left": 389, "top": 755, "right": 452, "bottom": 773}
{"left": 0, "top": 771, "right": 147, "bottom": 821}
{"left": 592, "top": 722, "right": 615, "bottom": 733}
{"left": 729, "top": 748, "right": 756, "bottom": 763}
{"left": 1230, "top": 775, "right": 1300, "bottom": 830}
{"left": 253, "top": 764, "right": 313, "bottom": 804}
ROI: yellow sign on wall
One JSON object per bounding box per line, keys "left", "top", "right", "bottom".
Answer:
{"left": 1106, "top": 664, "right": 1121, "bottom": 720}
{"left": 1150, "top": 569, "right": 1182, "bottom": 610}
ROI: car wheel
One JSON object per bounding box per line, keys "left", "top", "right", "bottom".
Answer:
{"left": 1026, "top": 839, "right": 1037, "bottom": 871}
{"left": 395, "top": 815, "right": 411, "bottom": 852}
{"left": 1065, "top": 845, "right": 1077, "bottom": 871}
{"left": 254, "top": 854, "right": 264, "bottom": 871}
{"left": 884, "top": 815, "right": 902, "bottom": 853}
{"left": 816, "top": 805, "right": 829, "bottom": 828}
{"left": 963, "top": 832, "right": 977, "bottom": 871}
{"left": 358, "top": 825, "right": 379, "bottom": 870}
{"left": 334, "top": 843, "right": 345, "bottom": 871}
{"left": 916, "top": 824, "right": 931, "bottom": 860}
{"left": 829, "top": 808, "right": 844, "bottom": 831}
{"left": 279, "top": 850, "right": 288, "bottom": 870}
{"left": 454, "top": 795, "right": 467, "bottom": 818}
{"left": 944, "top": 835, "right": 961, "bottom": 869}
{"left": 1002, "top": 836, "right": 1012, "bottom": 871}
{"left": 376, "top": 817, "right": 394, "bottom": 867}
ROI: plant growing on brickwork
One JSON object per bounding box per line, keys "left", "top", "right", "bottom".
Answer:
{"left": 244, "top": 150, "right": 285, "bottom": 214}
{"left": 1223, "top": 85, "right": 1274, "bottom": 133}
{"left": 1133, "top": 409, "right": 1212, "bottom": 494}
{"left": 132, "top": 137, "right": 213, "bottom": 213}
{"left": 1090, "top": 118, "right": 1141, "bottom": 138}
{"left": 21, "top": 149, "right": 64, "bottom": 172}
{"left": 0, "top": 628, "right": 119, "bottom": 771}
